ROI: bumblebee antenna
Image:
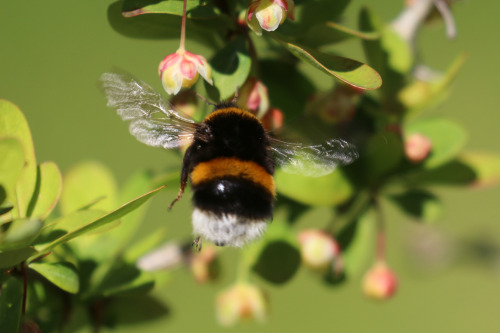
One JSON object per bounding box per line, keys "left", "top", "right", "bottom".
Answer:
{"left": 196, "top": 92, "right": 216, "bottom": 106}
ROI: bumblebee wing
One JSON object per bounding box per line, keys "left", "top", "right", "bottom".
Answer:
{"left": 269, "top": 137, "right": 359, "bottom": 177}
{"left": 100, "top": 72, "right": 199, "bottom": 149}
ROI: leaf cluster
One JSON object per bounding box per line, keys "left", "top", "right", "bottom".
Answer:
{"left": 0, "top": 100, "right": 166, "bottom": 332}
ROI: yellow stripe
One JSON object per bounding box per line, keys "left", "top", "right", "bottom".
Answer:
{"left": 204, "top": 107, "right": 259, "bottom": 122}
{"left": 191, "top": 157, "right": 275, "bottom": 196}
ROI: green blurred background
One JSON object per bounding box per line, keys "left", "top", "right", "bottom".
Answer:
{"left": 1, "top": 1, "right": 500, "bottom": 332}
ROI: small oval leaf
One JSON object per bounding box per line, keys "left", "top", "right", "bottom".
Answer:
{"left": 29, "top": 262, "right": 79, "bottom": 294}
{"left": 206, "top": 37, "right": 251, "bottom": 101}
{"left": 276, "top": 168, "right": 354, "bottom": 206}
{"left": 0, "top": 218, "right": 43, "bottom": 250}
{"left": 0, "top": 100, "right": 37, "bottom": 219}
{"left": 27, "top": 162, "right": 62, "bottom": 220}
{"left": 0, "top": 138, "right": 24, "bottom": 204}
{"left": 277, "top": 39, "right": 382, "bottom": 90}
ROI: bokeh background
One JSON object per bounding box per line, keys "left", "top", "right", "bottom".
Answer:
{"left": 1, "top": 0, "right": 500, "bottom": 332}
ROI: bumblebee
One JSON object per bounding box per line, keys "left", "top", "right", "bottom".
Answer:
{"left": 101, "top": 73, "right": 358, "bottom": 247}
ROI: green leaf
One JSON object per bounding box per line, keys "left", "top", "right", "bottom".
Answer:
{"left": 0, "top": 247, "right": 37, "bottom": 269}
{"left": 0, "top": 277, "right": 23, "bottom": 332}
{"left": 252, "top": 240, "right": 300, "bottom": 284}
{"left": 404, "top": 118, "right": 467, "bottom": 168}
{"left": 388, "top": 189, "right": 442, "bottom": 223}
{"left": 0, "top": 100, "right": 37, "bottom": 219}
{"left": 276, "top": 168, "right": 354, "bottom": 206}
{"left": 380, "top": 27, "right": 412, "bottom": 74}
{"left": 27, "top": 162, "right": 62, "bottom": 220}
{"left": 29, "top": 262, "right": 79, "bottom": 294}
{"left": 340, "top": 209, "right": 376, "bottom": 277}
{"left": 401, "top": 158, "right": 476, "bottom": 187}
{"left": 0, "top": 138, "right": 24, "bottom": 206}
{"left": 206, "top": 36, "right": 251, "bottom": 101}
{"left": 34, "top": 185, "right": 166, "bottom": 256}
{"left": 60, "top": 161, "right": 118, "bottom": 215}
{"left": 0, "top": 218, "right": 43, "bottom": 250}
{"left": 459, "top": 152, "right": 500, "bottom": 187}
{"left": 122, "top": 0, "right": 219, "bottom": 19}
{"left": 277, "top": 39, "right": 382, "bottom": 90}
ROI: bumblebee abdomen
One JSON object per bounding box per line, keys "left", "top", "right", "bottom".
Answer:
{"left": 190, "top": 157, "right": 275, "bottom": 219}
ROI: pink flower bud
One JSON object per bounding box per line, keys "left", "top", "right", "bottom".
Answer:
{"left": 261, "top": 107, "right": 284, "bottom": 132}
{"left": 246, "top": 0, "right": 295, "bottom": 35}
{"left": 158, "top": 49, "right": 213, "bottom": 95}
{"left": 405, "top": 133, "right": 432, "bottom": 163}
{"left": 237, "top": 77, "right": 270, "bottom": 119}
{"left": 216, "top": 283, "right": 267, "bottom": 326}
{"left": 190, "top": 245, "right": 218, "bottom": 283}
{"left": 362, "top": 261, "right": 398, "bottom": 300}
{"left": 298, "top": 230, "right": 342, "bottom": 274}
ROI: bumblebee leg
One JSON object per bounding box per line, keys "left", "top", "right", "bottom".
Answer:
{"left": 168, "top": 184, "right": 185, "bottom": 210}
{"left": 192, "top": 236, "right": 202, "bottom": 252}
{"left": 168, "top": 162, "right": 189, "bottom": 210}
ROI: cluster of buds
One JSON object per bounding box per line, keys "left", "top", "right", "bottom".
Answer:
{"left": 158, "top": 0, "right": 295, "bottom": 97}
{"left": 297, "top": 229, "right": 343, "bottom": 276}
{"left": 215, "top": 283, "right": 268, "bottom": 326}
{"left": 246, "top": 0, "right": 295, "bottom": 35}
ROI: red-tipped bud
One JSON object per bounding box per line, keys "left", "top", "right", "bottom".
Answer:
{"left": 260, "top": 107, "right": 284, "bottom": 132}
{"left": 215, "top": 283, "right": 267, "bottom": 326}
{"left": 362, "top": 261, "right": 398, "bottom": 300}
{"left": 190, "top": 245, "right": 218, "bottom": 283}
{"left": 298, "top": 229, "right": 342, "bottom": 275}
{"left": 405, "top": 133, "right": 432, "bottom": 163}
{"left": 246, "top": 0, "right": 295, "bottom": 35}
{"left": 237, "top": 77, "right": 270, "bottom": 119}
{"left": 159, "top": 49, "right": 213, "bottom": 95}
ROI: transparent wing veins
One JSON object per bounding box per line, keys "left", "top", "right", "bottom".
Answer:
{"left": 269, "top": 137, "right": 359, "bottom": 177}
{"left": 100, "top": 72, "right": 198, "bottom": 149}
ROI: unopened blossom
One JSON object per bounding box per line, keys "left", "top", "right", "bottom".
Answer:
{"left": 236, "top": 77, "right": 270, "bottom": 119}
{"left": 261, "top": 107, "right": 284, "bottom": 132}
{"left": 298, "top": 229, "right": 343, "bottom": 275}
{"left": 190, "top": 245, "right": 218, "bottom": 283}
{"left": 215, "top": 283, "right": 267, "bottom": 326}
{"left": 246, "top": 0, "right": 295, "bottom": 35}
{"left": 158, "top": 49, "right": 213, "bottom": 95}
{"left": 405, "top": 133, "right": 432, "bottom": 163}
{"left": 362, "top": 261, "right": 398, "bottom": 300}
